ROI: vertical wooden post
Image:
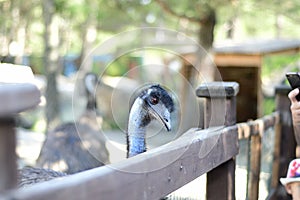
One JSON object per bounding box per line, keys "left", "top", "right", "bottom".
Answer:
{"left": 0, "top": 118, "right": 17, "bottom": 192}
{"left": 196, "top": 81, "right": 239, "bottom": 200}
{"left": 248, "top": 133, "right": 262, "bottom": 200}
{"left": 268, "top": 85, "right": 296, "bottom": 199}
{"left": 0, "top": 64, "right": 41, "bottom": 193}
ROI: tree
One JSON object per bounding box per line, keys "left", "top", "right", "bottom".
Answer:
{"left": 42, "top": 0, "right": 60, "bottom": 129}
{"left": 155, "top": 0, "right": 217, "bottom": 50}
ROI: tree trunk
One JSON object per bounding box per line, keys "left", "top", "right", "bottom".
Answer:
{"left": 78, "top": 23, "right": 97, "bottom": 72}
{"left": 42, "top": 0, "right": 60, "bottom": 130}
{"left": 196, "top": 8, "right": 217, "bottom": 82}
{"left": 77, "top": 2, "right": 97, "bottom": 72}
{"left": 275, "top": 14, "right": 283, "bottom": 38}
{"left": 198, "top": 8, "right": 216, "bottom": 51}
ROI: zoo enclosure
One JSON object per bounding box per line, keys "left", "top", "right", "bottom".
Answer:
{"left": 0, "top": 74, "right": 297, "bottom": 199}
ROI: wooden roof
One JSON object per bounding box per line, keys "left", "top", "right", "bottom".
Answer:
{"left": 213, "top": 39, "right": 300, "bottom": 67}
{"left": 213, "top": 39, "right": 300, "bottom": 56}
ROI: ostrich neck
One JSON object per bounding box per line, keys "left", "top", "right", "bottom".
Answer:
{"left": 127, "top": 98, "right": 149, "bottom": 157}
{"left": 86, "top": 94, "right": 97, "bottom": 110}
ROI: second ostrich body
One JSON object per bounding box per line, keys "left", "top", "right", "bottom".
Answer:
{"left": 36, "top": 73, "right": 109, "bottom": 174}
{"left": 19, "top": 84, "right": 174, "bottom": 187}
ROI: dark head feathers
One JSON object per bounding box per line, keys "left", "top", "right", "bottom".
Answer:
{"left": 140, "top": 84, "right": 174, "bottom": 113}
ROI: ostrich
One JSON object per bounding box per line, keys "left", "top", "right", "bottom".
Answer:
{"left": 36, "top": 73, "right": 110, "bottom": 174}
{"left": 18, "top": 84, "right": 174, "bottom": 187}
{"left": 126, "top": 84, "right": 174, "bottom": 157}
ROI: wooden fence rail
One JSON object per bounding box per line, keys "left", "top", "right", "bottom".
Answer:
{"left": 0, "top": 69, "right": 297, "bottom": 200}
{"left": 237, "top": 111, "right": 280, "bottom": 139}
{"left": 236, "top": 111, "right": 280, "bottom": 200}
{"left": 2, "top": 127, "right": 239, "bottom": 200}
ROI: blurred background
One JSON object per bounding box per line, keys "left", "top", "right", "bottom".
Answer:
{"left": 2, "top": 0, "right": 300, "bottom": 129}
{"left": 2, "top": 0, "right": 300, "bottom": 199}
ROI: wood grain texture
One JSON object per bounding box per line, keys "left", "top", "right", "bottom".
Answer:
{"left": 0, "top": 119, "right": 17, "bottom": 193}
{"left": 237, "top": 112, "right": 279, "bottom": 139}
{"left": 1, "top": 127, "right": 239, "bottom": 200}
{"left": 196, "top": 82, "right": 239, "bottom": 98}
{"left": 204, "top": 83, "right": 237, "bottom": 200}
{"left": 248, "top": 134, "right": 262, "bottom": 200}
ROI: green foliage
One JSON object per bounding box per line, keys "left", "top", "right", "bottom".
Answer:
{"left": 262, "top": 53, "right": 300, "bottom": 115}
{"left": 262, "top": 54, "right": 300, "bottom": 77}
{"left": 263, "top": 97, "right": 275, "bottom": 115}
{"left": 92, "top": 55, "right": 142, "bottom": 77}
{"left": 2, "top": 0, "right": 300, "bottom": 69}
{"left": 28, "top": 56, "right": 45, "bottom": 74}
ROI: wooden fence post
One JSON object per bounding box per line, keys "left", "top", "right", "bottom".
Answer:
{"left": 248, "top": 132, "right": 262, "bottom": 200}
{"left": 268, "top": 85, "right": 296, "bottom": 199}
{"left": 0, "top": 64, "right": 41, "bottom": 193}
{"left": 196, "top": 81, "right": 239, "bottom": 200}
{"left": 0, "top": 118, "right": 17, "bottom": 192}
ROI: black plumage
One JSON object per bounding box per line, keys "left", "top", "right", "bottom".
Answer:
{"left": 36, "top": 73, "right": 109, "bottom": 174}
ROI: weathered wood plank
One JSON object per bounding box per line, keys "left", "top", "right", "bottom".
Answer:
{"left": 1, "top": 126, "right": 239, "bottom": 200}
{"left": 248, "top": 134, "right": 262, "bottom": 200}
{"left": 0, "top": 64, "right": 41, "bottom": 193}
{"left": 206, "top": 159, "right": 236, "bottom": 200}
{"left": 215, "top": 54, "right": 262, "bottom": 67}
{"left": 199, "top": 82, "right": 238, "bottom": 200}
{"left": 237, "top": 112, "right": 279, "bottom": 139}
{"left": 196, "top": 81, "right": 239, "bottom": 98}
{"left": 235, "top": 112, "right": 279, "bottom": 200}
{"left": 214, "top": 39, "right": 300, "bottom": 55}
{"left": 0, "top": 118, "right": 17, "bottom": 193}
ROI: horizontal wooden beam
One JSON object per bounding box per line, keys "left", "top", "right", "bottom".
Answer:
{"left": 214, "top": 54, "right": 262, "bottom": 67}
{"left": 196, "top": 82, "right": 239, "bottom": 98}
{"left": 0, "top": 64, "right": 40, "bottom": 117}
{"left": 237, "top": 111, "right": 279, "bottom": 139}
{"left": 0, "top": 83, "right": 41, "bottom": 117}
{"left": 2, "top": 126, "right": 239, "bottom": 200}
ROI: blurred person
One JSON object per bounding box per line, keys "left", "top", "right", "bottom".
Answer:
{"left": 288, "top": 88, "right": 300, "bottom": 145}
{"left": 280, "top": 158, "right": 300, "bottom": 200}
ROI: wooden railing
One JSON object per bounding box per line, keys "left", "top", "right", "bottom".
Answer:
{"left": 0, "top": 64, "right": 41, "bottom": 193}
{"left": 237, "top": 112, "right": 280, "bottom": 200}
{"left": 0, "top": 69, "right": 296, "bottom": 200}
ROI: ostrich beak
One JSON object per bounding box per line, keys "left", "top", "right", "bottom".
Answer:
{"left": 162, "top": 117, "right": 171, "bottom": 131}
{"left": 148, "top": 106, "right": 172, "bottom": 132}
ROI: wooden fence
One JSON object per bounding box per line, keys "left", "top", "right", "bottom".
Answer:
{"left": 0, "top": 77, "right": 296, "bottom": 199}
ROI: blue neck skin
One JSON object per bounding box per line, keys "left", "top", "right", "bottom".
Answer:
{"left": 127, "top": 98, "right": 149, "bottom": 158}
{"left": 127, "top": 135, "right": 146, "bottom": 157}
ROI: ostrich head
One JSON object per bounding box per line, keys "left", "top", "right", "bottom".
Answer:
{"left": 127, "top": 84, "right": 175, "bottom": 157}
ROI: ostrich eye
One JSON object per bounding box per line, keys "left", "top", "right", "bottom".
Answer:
{"left": 150, "top": 96, "right": 159, "bottom": 105}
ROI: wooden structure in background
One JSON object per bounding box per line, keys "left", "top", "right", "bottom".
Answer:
{"left": 214, "top": 39, "right": 300, "bottom": 122}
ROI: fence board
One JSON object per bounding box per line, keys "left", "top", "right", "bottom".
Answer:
{"left": 248, "top": 134, "right": 262, "bottom": 200}
{"left": 0, "top": 119, "right": 17, "bottom": 193}
{"left": 237, "top": 112, "right": 279, "bottom": 139}
{"left": 2, "top": 126, "right": 238, "bottom": 200}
